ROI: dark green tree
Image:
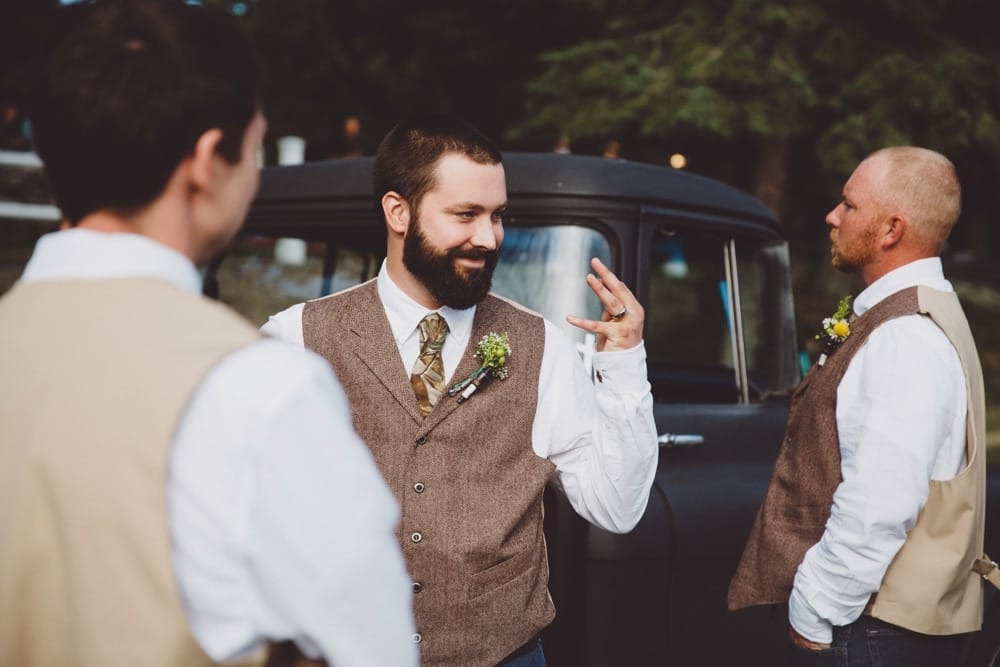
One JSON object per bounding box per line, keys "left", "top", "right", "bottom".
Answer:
{"left": 210, "top": 0, "right": 605, "bottom": 160}
{"left": 510, "top": 0, "right": 1000, "bottom": 246}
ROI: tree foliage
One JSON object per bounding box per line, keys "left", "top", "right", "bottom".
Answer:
{"left": 510, "top": 0, "right": 1000, "bottom": 238}
{"left": 6, "top": 0, "right": 998, "bottom": 254}
{"left": 513, "top": 2, "right": 826, "bottom": 144}
{"left": 210, "top": 0, "right": 604, "bottom": 159}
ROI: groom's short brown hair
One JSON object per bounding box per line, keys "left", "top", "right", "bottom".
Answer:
{"left": 372, "top": 113, "right": 502, "bottom": 224}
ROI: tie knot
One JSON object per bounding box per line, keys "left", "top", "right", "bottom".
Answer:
{"left": 419, "top": 313, "right": 449, "bottom": 347}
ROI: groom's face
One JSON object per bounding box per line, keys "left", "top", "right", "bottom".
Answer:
{"left": 402, "top": 153, "right": 506, "bottom": 310}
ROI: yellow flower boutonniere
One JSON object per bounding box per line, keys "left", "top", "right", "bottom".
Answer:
{"left": 815, "top": 295, "right": 852, "bottom": 366}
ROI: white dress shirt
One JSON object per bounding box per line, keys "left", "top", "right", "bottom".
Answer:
{"left": 262, "top": 262, "right": 659, "bottom": 533}
{"left": 20, "top": 230, "right": 418, "bottom": 666}
{"left": 790, "top": 257, "right": 967, "bottom": 643}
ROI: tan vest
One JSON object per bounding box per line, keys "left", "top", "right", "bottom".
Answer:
{"left": 304, "top": 281, "right": 555, "bottom": 667}
{"left": 0, "top": 278, "right": 262, "bottom": 667}
{"left": 728, "top": 286, "right": 986, "bottom": 635}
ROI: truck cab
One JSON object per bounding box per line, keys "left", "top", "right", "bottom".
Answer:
{"left": 211, "top": 152, "right": 998, "bottom": 666}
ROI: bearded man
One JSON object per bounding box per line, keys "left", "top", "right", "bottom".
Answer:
{"left": 728, "top": 147, "right": 995, "bottom": 666}
{"left": 263, "top": 114, "right": 659, "bottom": 666}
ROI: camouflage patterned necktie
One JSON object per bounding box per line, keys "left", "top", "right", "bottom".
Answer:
{"left": 410, "top": 313, "right": 450, "bottom": 418}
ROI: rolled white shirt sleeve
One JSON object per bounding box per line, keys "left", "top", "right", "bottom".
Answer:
{"left": 170, "top": 339, "right": 417, "bottom": 665}
{"left": 533, "top": 321, "right": 659, "bottom": 533}
{"left": 789, "top": 316, "right": 966, "bottom": 644}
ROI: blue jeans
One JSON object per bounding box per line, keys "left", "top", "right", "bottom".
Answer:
{"left": 785, "top": 615, "right": 970, "bottom": 667}
{"left": 497, "top": 637, "right": 546, "bottom": 667}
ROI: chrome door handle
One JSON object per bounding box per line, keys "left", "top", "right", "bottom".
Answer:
{"left": 657, "top": 433, "right": 705, "bottom": 448}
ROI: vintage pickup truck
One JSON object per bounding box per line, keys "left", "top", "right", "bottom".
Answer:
{"left": 208, "top": 152, "right": 999, "bottom": 666}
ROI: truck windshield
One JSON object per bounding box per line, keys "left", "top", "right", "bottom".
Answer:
{"left": 211, "top": 223, "right": 612, "bottom": 344}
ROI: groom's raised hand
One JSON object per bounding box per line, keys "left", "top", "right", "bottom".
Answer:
{"left": 566, "top": 257, "right": 644, "bottom": 352}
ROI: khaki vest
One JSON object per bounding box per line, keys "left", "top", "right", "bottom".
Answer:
{"left": 304, "top": 281, "right": 555, "bottom": 667}
{"left": 728, "top": 286, "right": 986, "bottom": 635}
{"left": 0, "top": 278, "right": 262, "bottom": 667}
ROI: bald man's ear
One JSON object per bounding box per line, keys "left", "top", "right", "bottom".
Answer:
{"left": 382, "top": 191, "right": 411, "bottom": 235}
{"left": 881, "top": 213, "right": 906, "bottom": 250}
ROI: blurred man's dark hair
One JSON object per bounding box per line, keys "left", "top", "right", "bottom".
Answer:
{"left": 30, "top": 0, "right": 259, "bottom": 223}
{"left": 372, "top": 113, "right": 501, "bottom": 224}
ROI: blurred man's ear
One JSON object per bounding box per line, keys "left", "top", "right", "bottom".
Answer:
{"left": 187, "top": 128, "right": 225, "bottom": 191}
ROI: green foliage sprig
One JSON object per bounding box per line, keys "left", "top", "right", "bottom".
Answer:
{"left": 448, "top": 332, "right": 511, "bottom": 403}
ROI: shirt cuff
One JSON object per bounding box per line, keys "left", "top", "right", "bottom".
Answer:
{"left": 592, "top": 341, "right": 649, "bottom": 394}
{"left": 789, "top": 587, "right": 834, "bottom": 645}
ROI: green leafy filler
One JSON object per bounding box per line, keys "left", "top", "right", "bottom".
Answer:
{"left": 448, "top": 331, "right": 511, "bottom": 403}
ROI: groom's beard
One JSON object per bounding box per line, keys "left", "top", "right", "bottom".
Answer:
{"left": 403, "top": 217, "right": 499, "bottom": 310}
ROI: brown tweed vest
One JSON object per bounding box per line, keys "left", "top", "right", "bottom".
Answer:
{"left": 303, "top": 280, "right": 556, "bottom": 667}
{"left": 728, "top": 285, "right": 987, "bottom": 635}
{"left": 0, "top": 278, "right": 262, "bottom": 667}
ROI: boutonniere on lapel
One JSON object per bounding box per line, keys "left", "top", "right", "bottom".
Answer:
{"left": 815, "top": 295, "right": 852, "bottom": 367}
{"left": 448, "top": 331, "right": 511, "bottom": 403}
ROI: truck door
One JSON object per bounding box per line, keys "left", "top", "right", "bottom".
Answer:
{"left": 639, "top": 218, "right": 799, "bottom": 666}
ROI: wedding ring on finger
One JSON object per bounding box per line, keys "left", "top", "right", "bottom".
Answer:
{"left": 611, "top": 306, "right": 628, "bottom": 321}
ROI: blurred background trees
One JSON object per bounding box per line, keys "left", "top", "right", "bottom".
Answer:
{"left": 198, "top": 0, "right": 607, "bottom": 160}
{"left": 5, "top": 0, "right": 999, "bottom": 260}
{"left": 198, "top": 0, "right": 1000, "bottom": 261}
{"left": 508, "top": 0, "right": 1000, "bottom": 255}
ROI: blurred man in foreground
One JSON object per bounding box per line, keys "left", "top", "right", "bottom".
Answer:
{"left": 0, "top": 2, "right": 415, "bottom": 665}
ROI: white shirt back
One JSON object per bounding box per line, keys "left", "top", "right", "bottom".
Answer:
{"left": 20, "top": 229, "right": 418, "bottom": 666}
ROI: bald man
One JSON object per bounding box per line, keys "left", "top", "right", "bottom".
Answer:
{"left": 729, "top": 147, "right": 988, "bottom": 666}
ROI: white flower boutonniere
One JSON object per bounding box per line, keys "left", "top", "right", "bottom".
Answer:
{"left": 448, "top": 332, "right": 511, "bottom": 403}
{"left": 815, "top": 295, "right": 852, "bottom": 366}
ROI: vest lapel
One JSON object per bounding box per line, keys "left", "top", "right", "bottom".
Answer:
{"left": 345, "top": 290, "right": 512, "bottom": 430}
{"left": 348, "top": 286, "right": 424, "bottom": 424}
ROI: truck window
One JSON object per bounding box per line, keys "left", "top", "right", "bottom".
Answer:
{"left": 646, "top": 227, "right": 797, "bottom": 403}
{"left": 646, "top": 229, "right": 733, "bottom": 402}
{"left": 736, "top": 240, "right": 800, "bottom": 398}
{"left": 492, "top": 224, "right": 612, "bottom": 353}
{"left": 210, "top": 233, "right": 380, "bottom": 327}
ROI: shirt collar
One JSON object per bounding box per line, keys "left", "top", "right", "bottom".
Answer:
{"left": 853, "top": 257, "right": 953, "bottom": 316}
{"left": 20, "top": 228, "right": 202, "bottom": 294}
{"left": 376, "top": 260, "right": 476, "bottom": 345}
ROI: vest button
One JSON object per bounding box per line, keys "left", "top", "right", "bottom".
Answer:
{"left": 411, "top": 532, "right": 423, "bottom": 543}
{"left": 413, "top": 482, "right": 425, "bottom": 493}
{"left": 415, "top": 435, "right": 428, "bottom": 445}
{"left": 412, "top": 633, "right": 422, "bottom": 644}
{"left": 413, "top": 581, "right": 423, "bottom": 594}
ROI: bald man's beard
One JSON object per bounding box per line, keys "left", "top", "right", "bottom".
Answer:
{"left": 830, "top": 222, "right": 880, "bottom": 274}
{"left": 402, "top": 217, "right": 499, "bottom": 310}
